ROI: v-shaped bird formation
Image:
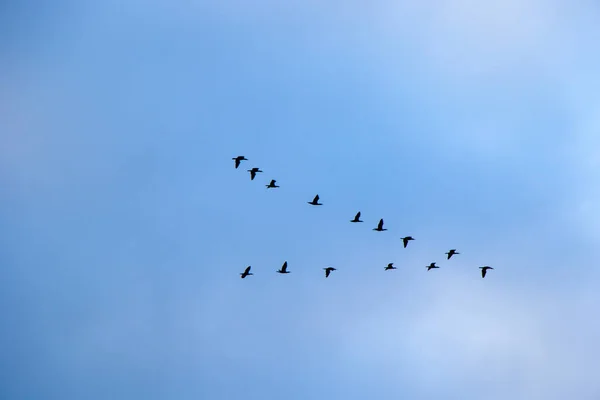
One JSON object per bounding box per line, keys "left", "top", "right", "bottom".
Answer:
{"left": 233, "top": 155, "right": 495, "bottom": 280}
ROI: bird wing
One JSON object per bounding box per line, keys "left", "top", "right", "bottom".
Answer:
{"left": 447, "top": 253, "right": 451, "bottom": 259}
{"left": 325, "top": 269, "right": 331, "bottom": 277}
{"left": 378, "top": 219, "right": 384, "bottom": 229}
{"left": 235, "top": 159, "right": 241, "bottom": 168}
{"left": 482, "top": 268, "right": 486, "bottom": 278}
{"left": 250, "top": 171, "right": 256, "bottom": 180}
{"left": 244, "top": 266, "right": 251, "bottom": 274}
{"left": 314, "top": 194, "right": 319, "bottom": 202}
{"left": 356, "top": 212, "right": 361, "bottom": 219}
{"left": 281, "top": 261, "right": 287, "bottom": 272}
{"left": 403, "top": 238, "right": 408, "bottom": 247}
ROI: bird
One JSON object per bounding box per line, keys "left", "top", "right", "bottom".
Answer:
{"left": 385, "top": 263, "right": 396, "bottom": 270}
{"left": 240, "top": 266, "right": 253, "bottom": 278}
{"left": 446, "top": 249, "right": 460, "bottom": 259}
{"left": 276, "top": 261, "right": 290, "bottom": 274}
{"left": 373, "top": 219, "right": 387, "bottom": 231}
{"left": 401, "top": 236, "right": 414, "bottom": 248}
{"left": 232, "top": 156, "right": 248, "bottom": 169}
{"left": 247, "top": 167, "right": 263, "bottom": 180}
{"left": 350, "top": 211, "right": 363, "bottom": 223}
{"left": 308, "top": 194, "right": 322, "bottom": 205}
{"left": 426, "top": 262, "right": 439, "bottom": 271}
{"left": 266, "top": 179, "right": 279, "bottom": 188}
{"left": 323, "top": 267, "right": 336, "bottom": 278}
{"left": 480, "top": 266, "right": 494, "bottom": 278}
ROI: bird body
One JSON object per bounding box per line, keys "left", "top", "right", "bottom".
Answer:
{"left": 277, "top": 261, "right": 290, "bottom": 274}
{"left": 266, "top": 179, "right": 280, "bottom": 188}
{"left": 426, "top": 262, "right": 439, "bottom": 271}
{"left": 232, "top": 156, "right": 248, "bottom": 169}
{"left": 480, "top": 266, "right": 494, "bottom": 278}
{"left": 247, "top": 167, "right": 263, "bottom": 180}
{"left": 350, "top": 211, "right": 363, "bottom": 223}
{"left": 308, "top": 194, "right": 322, "bottom": 205}
{"left": 373, "top": 219, "right": 387, "bottom": 231}
{"left": 385, "top": 263, "right": 396, "bottom": 270}
{"left": 401, "top": 236, "right": 414, "bottom": 248}
{"left": 324, "top": 267, "right": 336, "bottom": 278}
{"left": 240, "top": 266, "right": 253, "bottom": 278}
{"left": 446, "top": 249, "right": 459, "bottom": 259}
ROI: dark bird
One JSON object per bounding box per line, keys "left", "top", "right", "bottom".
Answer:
{"left": 232, "top": 156, "right": 248, "bottom": 169}
{"left": 350, "top": 211, "right": 363, "bottom": 223}
{"left": 240, "top": 266, "right": 253, "bottom": 278}
{"left": 247, "top": 167, "right": 263, "bottom": 180}
{"left": 401, "top": 236, "right": 414, "bottom": 248}
{"left": 277, "top": 261, "right": 290, "bottom": 274}
{"left": 373, "top": 219, "right": 387, "bottom": 231}
{"left": 323, "top": 267, "right": 336, "bottom": 278}
{"left": 446, "top": 249, "right": 460, "bottom": 259}
{"left": 308, "top": 194, "right": 322, "bottom": 205}
{"left": 480, "top": 266, "right": 494, "bottom": 278}
{"left": 266, "top": 179, "right": 279, "bottom": 188}
{"left": 385, "top": 263, "right": 396, "bottom": 270}
{"left": 426, "top": 262, "right": 439, "bottom": 271}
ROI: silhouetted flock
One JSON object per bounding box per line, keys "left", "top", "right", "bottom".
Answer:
{"left": 232, "top": 155, "right": 495, "bottom": 280}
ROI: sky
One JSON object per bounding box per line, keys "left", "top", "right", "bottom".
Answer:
{"left": 1, "top": 0, "right": 600, "bottom": 399}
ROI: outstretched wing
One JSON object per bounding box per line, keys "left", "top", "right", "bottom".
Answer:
{"left": 244, "top": 266, "right": 251, "bottom": 274}
{"left": 281, "top": 261, "right": 287, "bottom": 272}
{"left": 325, "top": 268, "right": 331, "bottom": 278}
{"left": 355, "top": 211, "right": 361, "bottom": 219}
{"left": 314, "top": 194, "right": 319, "bottom": 203}
{"left": 250, "top": 171, "right": 256, "bottom": 180}
{"left": 235, "top": 159, "right": 241, "bottom": 168}
{"left": 481, "top": 268, "right": 487, "bottom": 278}
{"left": 378, "top": 219, "right": 384, "bottom": 230}
{"left": 403, "top": 238, "right": 408, "bottom": 248}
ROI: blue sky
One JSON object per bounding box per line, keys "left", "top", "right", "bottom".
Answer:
{"left": 2, "top": 1, "right": 600, "bottom": 399}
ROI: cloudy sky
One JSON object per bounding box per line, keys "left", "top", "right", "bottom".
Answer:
{"left": 2, "top": 1, "right": 600, "bottom": 399}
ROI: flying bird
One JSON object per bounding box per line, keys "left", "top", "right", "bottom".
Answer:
{"left": 480, "top": 266, "right": 494, "bottom": 278}
{"left": 232, "top": 156, "right": 248, "bottom": 169}
{"left": 247, "top": 167, "right": 263, "bottom": 180}
{"left": 401, "top": 236, "right": 414, "bottom": 248}
{"left": 350, "top": 211, "right": 363, "bottom": 223}
{"left": 426, "top": 262, "right": 439, "bottom": 271}
{"left": 446, "top": 249, "right": 460, "bottom": 259}
{"left": 276, "top": 261, "right": 290, "bottom": 274}
{"left": 323, "top": 267, "right": 336, "bottom": 278}
{"left": 240, "top": 266, "right": 253, "bottom": 278}
{"left": 266, "top": 179, "right": 279, "bottom": 188}
{"left": 308, "top": 194, "right": 322, "bottom": 205}
{"left": 385, "top": 263, "right": 396, "bottom": 270}
{"left": 373, "top": 219, "right": 387, "bottom": 231}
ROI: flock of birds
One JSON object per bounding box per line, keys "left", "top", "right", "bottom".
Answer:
{"left": 232, "top": 155, "right": 495, "bottom": 280}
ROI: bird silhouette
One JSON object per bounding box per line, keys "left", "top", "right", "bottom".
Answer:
{"left": 446, "top": 249, "right": 459, "bottom": 259}
{"left": 350, "top": 211, "right": 363, "bottom": 223}
{"left": 385, "top": 263, "right": 396, "bottom": 270}
{"left": 266, "top": 179, "right": 279, "bottom": 188}
{"left": 232, "top": 156, "right": 248, "bottom": 169}
{"left": 247, "top": 167, "right": 263, "bottom": 180}
{"left": 401, "top": 236, "right": 414, "bottom": 248}
{"left": 308, "top": 194, "right": 322, "bottom": 205}
{"left": 373, "top": 219, "right": 387, "bottom": 231}
{"left": 240, "top": 266, "right": 253, "bottom": 278}
{"left": 276, "top": 261, "right": 290, "bottom": 274}
{"left": 426, "top": 262, "right": 439, "bottom": 271}
{"left": 480, "top": 266, "right": 494, "bottom": 278}
{"left": 323, "top": 267, "right": 336, "bottom": 278}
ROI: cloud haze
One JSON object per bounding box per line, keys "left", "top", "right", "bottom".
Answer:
{"left": 1, "top": 1, "right": 599, "bottom": 399}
